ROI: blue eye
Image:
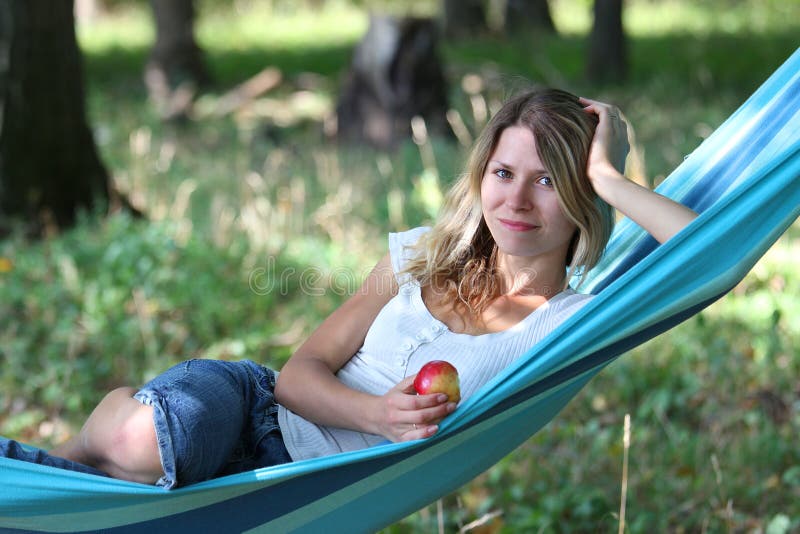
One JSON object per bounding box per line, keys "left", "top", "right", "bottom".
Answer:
{"left": 495, "top": 168, "right": 512, "bottom": 180}
{"left": 538, "top": 176, "right": 553, "bottom": 186}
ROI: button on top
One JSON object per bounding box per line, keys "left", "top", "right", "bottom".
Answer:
{"left": 415, "top": 333, "right": 425, "bottom": 341}
{"left": 402, "top": 342, "right": 412, "bottom": 351}
{"left": 395, "top": 357, "right": 406, "bottom": 367}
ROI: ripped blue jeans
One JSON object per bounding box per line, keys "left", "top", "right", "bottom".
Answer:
{"left": 133, "top": 359, "right": 291, "bottom": 489}
{"left": 1, "top": 359, "right": 291, "bottom": 489}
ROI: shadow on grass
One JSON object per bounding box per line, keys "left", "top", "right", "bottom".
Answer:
{"left": 83, "top": 41, "right": 356, "bottom": 96}
{"left": 443, "top": 29, "right": 799, "bottom": 96}
{"left": 82, "top": 27, "right": 798, "bottom": 108}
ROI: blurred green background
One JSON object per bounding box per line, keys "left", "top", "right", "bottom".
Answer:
{"left": 1, "top": 0, "right": 798, "bottom": 531}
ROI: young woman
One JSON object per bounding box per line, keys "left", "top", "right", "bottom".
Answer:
{"left": 0, "top": 89, "right": 697, "bottom": 489}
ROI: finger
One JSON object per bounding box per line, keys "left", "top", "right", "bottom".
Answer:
{"left": 405, "top": 400, "right": 457, "bottom": 422}
{"left": 386, "top": 389, "right": 447, "bottom": 413}
{"left": 410, "top": 401, "right": 458, "bottom": 425}
{"left": 579, "top": 98, "right": 620, "bottom": 121}
{"left": 578, "top": 97, "right": 609, "bottom": 113}
{"left": 401, "top": 423, "right": 439, "bottom": 442}
{"left": 390, "top": 392, "right": 448, "bottom": 414}
{"left": 412, "top": 392, "right": 450, "bottom": 409}
{"left": 578, "top": 96, "right": 601, "bottom": 107}
{"left": 396, "top": 375, "right": 417, "bottom": 394}
{"left": 580, "top": 101, "right": 600, "bottom": 115}
{"left": 397, "top": 375, "right": 416, "bottom": 389}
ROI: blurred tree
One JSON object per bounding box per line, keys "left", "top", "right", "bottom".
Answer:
{"left": 505, "top": 0, "right": 556, "bottom": 34}
{"left": 442, "top": 0, "right": 485, "bottom": 39}
{"left": 336, "top": 15, "right": 450, "bottom": 149}
{"left": 0, "top": 0, "right": 111, "bottom": 236}
{"left": 587, "top": 0, "right": 627, "bottom": 83}
{"left": 146, "top": 0, "right": 211, "bottom": 119}
{"left": 442, "top": 0, "right": 556, "bottom": 39}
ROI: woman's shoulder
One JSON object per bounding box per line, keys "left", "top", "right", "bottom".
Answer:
{"left": 546, "top": 288, "right": 594, "bottom": 320}
{"left": 559, "top": 288, "right": 594, "bottom": 302}
{"left": 388, "top": 226, "right": 430, "bottom": 280}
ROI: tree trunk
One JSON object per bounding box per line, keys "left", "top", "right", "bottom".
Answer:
{"left": 0, "top": 0, "right": 110, "bottom": 236}
{"left": 336, "top": 15, "right": 450, "bottom": 149}
{"left": 504, "top": 0, "right": 556, "bottom": 34}
{"left": 587, "top": 0, "right": 627, "bottom": 83}
{"left": 146, "top": 0, "right": 210, "bottom": 118}
{"left": 442, "top": 0, "right": 486, "bottom": 39}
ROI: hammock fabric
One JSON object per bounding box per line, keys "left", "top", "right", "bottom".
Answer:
{"left": 2, "top": 48, "right": 799, "bottom": 533}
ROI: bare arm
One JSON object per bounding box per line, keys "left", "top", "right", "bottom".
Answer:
{"left": 274, "top": 253, "right": 454, "bottom": 442}
{"left": 580, "top": 97, "right": 698, "bottom": 243}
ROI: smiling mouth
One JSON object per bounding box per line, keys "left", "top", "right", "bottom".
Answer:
{"left": 499, "top": 218, "right": 538, "bottom": 231}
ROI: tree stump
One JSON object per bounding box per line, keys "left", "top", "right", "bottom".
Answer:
{"left": 146, "top": 0, "right": 211, "bottom": 120}
{"left": 335, "top": 15, "right": 450, "bottom": 149}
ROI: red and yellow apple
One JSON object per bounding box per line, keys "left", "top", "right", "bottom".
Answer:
{"left": 413, "top": 360, "right": 461, "bottom": 403}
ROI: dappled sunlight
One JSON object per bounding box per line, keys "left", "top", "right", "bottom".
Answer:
{"left": 196, "top": 2, "right": 368, "bottom": 51}
{"left": 551, "top": 0, "right": 800, "bottom": 37}
{"left": 3, "top": 1, "right": 798, "bottom": 531}
{"left": 76, "top": 4, "right": 154, "bottom": 52}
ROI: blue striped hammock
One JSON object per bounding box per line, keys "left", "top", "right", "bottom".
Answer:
{"left": 2, "top": 48, "right": 799, "bottom": 533}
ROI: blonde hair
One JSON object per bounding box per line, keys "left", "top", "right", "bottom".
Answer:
{"left": 403, "top": 88, "right": 614, "bottom": 313}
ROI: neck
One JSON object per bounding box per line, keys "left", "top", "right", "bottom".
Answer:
{"left": 495, "top": 252, "right": 567, "bottom": 298}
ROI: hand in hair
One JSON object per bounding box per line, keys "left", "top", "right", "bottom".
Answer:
{"left": 579, "top": 96, "right": 630, "bottom": 177}
{"left": 578, "top": 96, "right": 698, "bottom": 243}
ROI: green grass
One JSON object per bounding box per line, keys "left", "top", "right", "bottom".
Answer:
{"left": 2, "top": 0, "right": 799, "bottom": 531}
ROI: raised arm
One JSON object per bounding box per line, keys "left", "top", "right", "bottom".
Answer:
{"left": 274, "top": 253, "right": 453, "bottom": 442}
{"left": 579, "top": 97, "right": 698, "bottom": 243}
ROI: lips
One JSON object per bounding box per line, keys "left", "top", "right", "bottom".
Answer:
{"left": 498, "top": 218, "right": 538, "bottom": 231}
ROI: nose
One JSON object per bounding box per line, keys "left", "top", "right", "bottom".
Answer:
{"left": 505, "top": 181, "right": 533, "bottom": 211}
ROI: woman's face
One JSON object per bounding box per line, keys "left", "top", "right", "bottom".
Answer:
{"left": 480, "top": 126, "right": 577, "bottom": 266}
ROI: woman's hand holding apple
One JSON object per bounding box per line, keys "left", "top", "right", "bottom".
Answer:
{"left": 371, "top": 376, "right": 456, "bottom": 442}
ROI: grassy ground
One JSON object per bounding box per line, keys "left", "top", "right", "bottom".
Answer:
{"left": 1, "top": 0, "right": 799, "bottom": 531}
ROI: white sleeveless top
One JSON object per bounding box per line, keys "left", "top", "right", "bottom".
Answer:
{"left": 277, "top": 227, "right": 593, "bottom": 461}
